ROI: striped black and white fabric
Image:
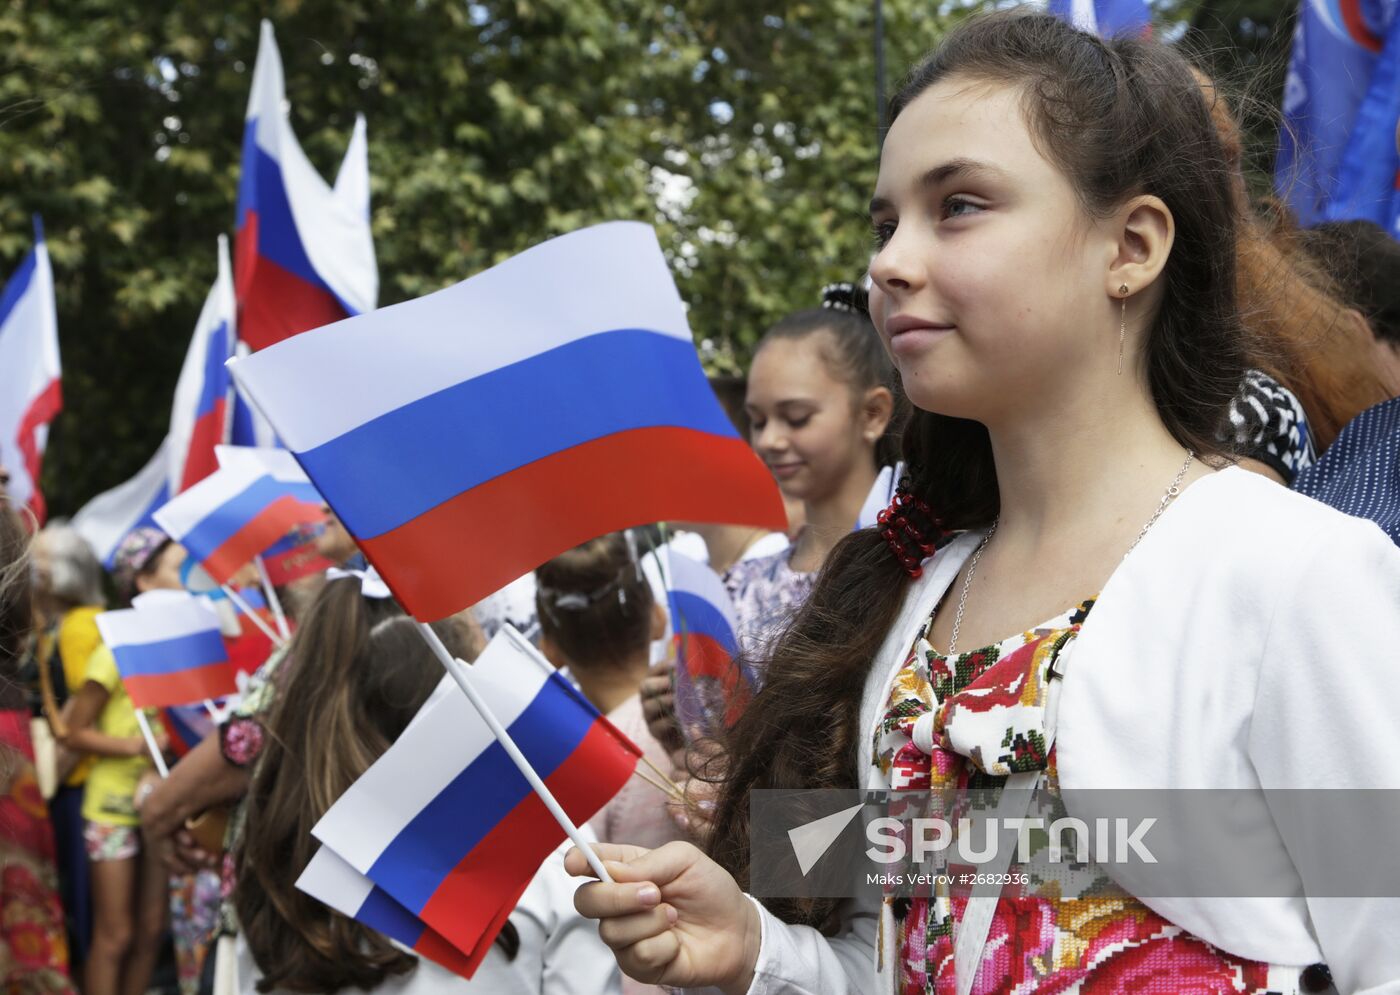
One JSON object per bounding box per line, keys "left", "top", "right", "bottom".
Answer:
{"left": 1293, "top": 396, "right": 1400, "bottom": 545}
{"left": 1223, "top": 369, "right": 1317, "bottom": 485}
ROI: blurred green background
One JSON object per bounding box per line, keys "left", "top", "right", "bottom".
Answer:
{"left": 0, "top": 0, "right": 1294, "bottom": 515}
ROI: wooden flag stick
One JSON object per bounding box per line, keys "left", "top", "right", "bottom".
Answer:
{"left": 135, "top": 710, "right": 169, "bottom": 778}
{"left": 639, "top": 754, "right": 685, "bottom": 798}
{"left": 221, "top": 585, "right": 286, "bottom": 648}
{"left": 253, "top": 555, "right": 291, "bottom": 641}
{"left": 633, "top": 765, "right": 684, "bottom": 802}
{"left": 414, "top": 622, "right": 613, "bottom": 884}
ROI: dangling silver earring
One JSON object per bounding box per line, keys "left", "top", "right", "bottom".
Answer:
{"left": 1117, "top": 284, "right": 1129, "bottom": 375}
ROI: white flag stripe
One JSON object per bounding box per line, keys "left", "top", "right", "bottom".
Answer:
{"left": 333, "top": 115, "right": 372, "bottom": 221}
{"left": 663, "top": 546, "right": 739, "bottom": 630}
{"left": 296, "top": 846, "right": 373, "bottom": 916}
{"left": 153, "top": 461, "right": 266, "bottom": 539}
{"left": 247, "top": 21, "right": 377, "bottom": 318}
{"left": 72, "top": 437, "right": 170, "bottom": 566}
{"left": 228, "top": 222, "right": 689, "bottom": 453}
{"left": 311, "top": 630, "right": 554, "bottom": 872}
{"left": 95, "top": 598, "right": 223, "bottom": 649}
{"left": 214, "top": 444, "right": 311, "bottom": 484}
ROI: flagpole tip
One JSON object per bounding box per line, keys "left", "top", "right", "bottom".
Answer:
{"left": 31, "top": 215, "right": 44, "bottom": 242}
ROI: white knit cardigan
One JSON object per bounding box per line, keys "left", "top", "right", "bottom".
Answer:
{"left": 727, "top": 467, "right": 1400, "bottom": 995}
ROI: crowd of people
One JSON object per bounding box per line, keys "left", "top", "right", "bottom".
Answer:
{"left": 3, "top": 9, "right": 1400, "bottom": 995}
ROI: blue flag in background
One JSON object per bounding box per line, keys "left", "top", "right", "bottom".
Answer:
{"left": 1325, "top": 11, "right": 1400, "bottom": 234}
{"left": 1277, "top": 0, "right": 1397, "bottom": 229}
{"left": 1046, "top": 0, "right": 1151, "bottom": 37}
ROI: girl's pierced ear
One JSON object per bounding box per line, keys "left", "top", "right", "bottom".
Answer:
{"left": 1117, "top": 284, "right": 1130, "bottom": 376}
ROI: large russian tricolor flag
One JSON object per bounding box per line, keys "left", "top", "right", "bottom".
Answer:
{"left": 229, "top": 222, "right": 787, "bottom": 622}
{"left": 297, "top": 846, "right": 491, "bottom": 979}
{"left": 95, "top": 596, "right": 239, "bottom": 708}
{"left": 168, "top": 237, "right": 237, "bottom": 493}
{"left": 0, "top": 217, "right": 61, "bottom": 523}
{"left": 312, "top": 627, "right": 639, "bottom": 963}
{"left": 663, "top": 547, "right": 751, "bottom": 734}
{"left": 153, "top": 460, "right": 323, "bottom": 586}
{"left": 236, "top": 19, "right": 376, "bottom": 351}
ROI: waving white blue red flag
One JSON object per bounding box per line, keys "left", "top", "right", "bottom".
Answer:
{"left": 168, "top": 237, "right": 237, "bottom": 494}
{"left": 1277, "top": 0, "right": 1400, "bottom": 228}
{"left": 236, "top": 19, "right": 376, "bottom": 352}
{"left": 311, "top": 627, "right": 638, "bottom": 975}
{"left": 297, "top": 846, "right": 481, "bottom": 979}
{"left": 0, "top": 217, "right": 60, "bottom": 522}
{"left": 229, "top": 222, "right": 787, "bottom": 621}
{"left": 95, "top": 594, "right": 238, "bottom": 708}
{"left": 153, "top": 459, "right": 323, "bottom": 586}
{"left": 663, "top": 546, "right": 751, "bottom": 736}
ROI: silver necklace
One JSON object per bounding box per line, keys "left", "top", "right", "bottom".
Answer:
{"left": 944, "top": 450, "right": 1195, "bottom": 656}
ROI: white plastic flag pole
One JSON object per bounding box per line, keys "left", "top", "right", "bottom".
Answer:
{"left": 221, "top": 585, "right": 286, "bottom": 648}
{"left": 253, "top": 555, "right": 291, "bottom": 641}
{"left": 134, "top": 711, "right": 170, "bottom": 778}
{"left": 413, "top": 622, "right": 613, "bottom": 883}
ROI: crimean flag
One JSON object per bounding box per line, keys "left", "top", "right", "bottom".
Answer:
{"left": 153, "top": 461, "right": 323, "bottom": 586}
{"left": 311, "top": 627, "right": 640, "bottom": 969}
{"left": 0, "top": 217, "right": 60, "bottom": 523}
{"left": 95, "top": 596, "right": 238, "bottom": 708}
{"left": 297, "top": 846, "right": 493, "bottom": 979}
{"left": 168, "top": 237, "right": 237, "bottom": 494}
{"left": 228, "top": 222, "right": 788, "bottom": 622}
{"left": 663, "top": 546, "right": 752, "bottom": 735}
{"left": 1046, "top": 0, "right": 1150, "bottom": 36}
{"left": 236, "top": 19, "right": 376, "bottom": 351}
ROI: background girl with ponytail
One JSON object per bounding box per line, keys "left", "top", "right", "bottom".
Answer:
{"left": 566, "top": 12, "right": 1400, "bottom": 994}
{"left": 726, "top": 289, "right": 899, "bottom": 664}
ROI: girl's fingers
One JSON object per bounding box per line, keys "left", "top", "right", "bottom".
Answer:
{"left": 574, "top": 879, "right": 663, "bottom": 920}
{"left": 619, "top": 929, "right": 682, "bottom": 982}
{"left": 563, "top": 842, "right": 648, "bottom": 878}
{"left": 597, "top": 904, "right": 678, "bottom": 949}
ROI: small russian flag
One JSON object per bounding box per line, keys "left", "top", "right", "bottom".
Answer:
{"left": 663, "top": 547, "right": 752, "bottom": 734}
{"left": 312, "top": 627, "right": 640, "bottom": 967}
{"left": 95, "top": 597, "right": 238, "bottom": 708}
{"left": 154, "top": 460, "right": 323, "bottom": 586}
{"left": 229, "top": 222, "right": 787, "bottom": 622}
{"left": 297, "top": 846, "right": 501, "bottom": 979}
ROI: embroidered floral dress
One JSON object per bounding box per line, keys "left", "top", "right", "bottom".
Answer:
{"left": 873, "top": 596, "right": 1319, "bottom": 995}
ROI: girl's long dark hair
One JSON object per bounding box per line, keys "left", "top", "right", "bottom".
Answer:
{"left": 706, "top": 10, "right": 1249, "bottom": 932}
{"left": 235, "top": 579, "right": 480, "bottom": 992}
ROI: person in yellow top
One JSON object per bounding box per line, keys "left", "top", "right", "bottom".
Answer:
{"left": 60, "top": 527, "right": 181, "bottom": 995}
{"left": 31, "top": 522, "right": 108, "bottom": 968}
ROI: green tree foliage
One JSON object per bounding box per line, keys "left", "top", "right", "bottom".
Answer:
{"left": 0, "top": 0, "right": 1289, "bottom": 515}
